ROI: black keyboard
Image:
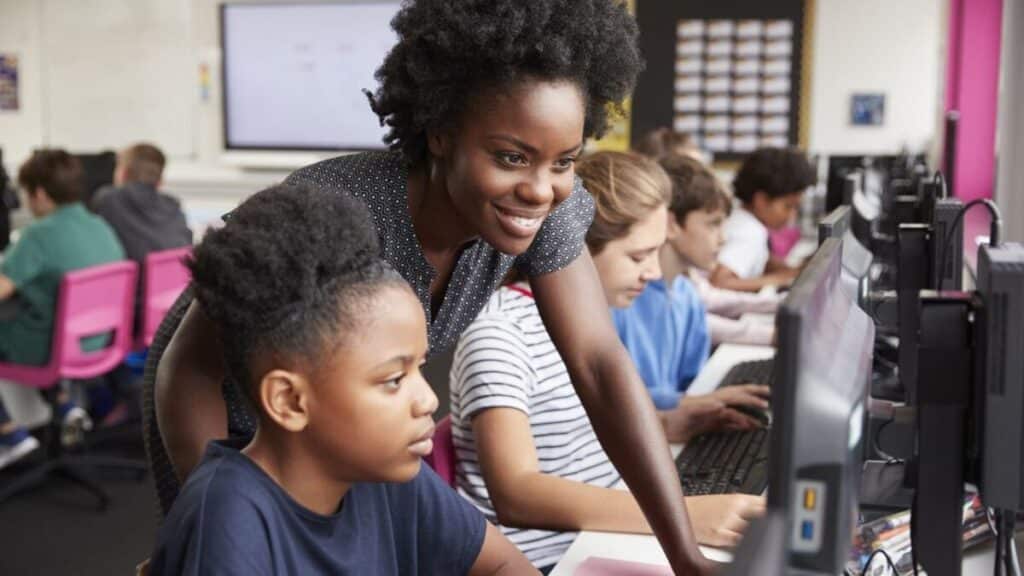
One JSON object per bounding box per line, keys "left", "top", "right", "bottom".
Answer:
{"left": 676, "top": 427, "right": 770, "bottom": 496}
{"left": 718, "top": 358, "right": 776, "bottom": 389}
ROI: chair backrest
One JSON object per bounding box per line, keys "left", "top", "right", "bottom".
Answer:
{"left": 141, "top": 247, "right": 191, "bottom": 347}
{"left": 424, "top": 415, "right": 457, "bottom": 487}
{"left": 52, "top": 260, "right": 138, "bottom": 381}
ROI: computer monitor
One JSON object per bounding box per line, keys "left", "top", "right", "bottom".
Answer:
{"left": 825, "top": 156, "right": 866, "bottom": 213}
{"left": 73, "top": 151, "right": 116, "bottom": 206}
{"left": 817, "top": 205, "right": 850, "bottom": 247}
{"left": 768, "top": 237, "right": 875, "bottom": 573}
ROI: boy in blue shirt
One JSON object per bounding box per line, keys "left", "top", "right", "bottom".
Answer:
{"left": 613, "top": 155, "right": 770, "bottom": 416}
{"left": 150, "top": 184, "right": 535, "bottom": 575}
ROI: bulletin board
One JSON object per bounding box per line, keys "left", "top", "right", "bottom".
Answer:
{"left": 632, "top": 0, "right": 811, "bottom": 161}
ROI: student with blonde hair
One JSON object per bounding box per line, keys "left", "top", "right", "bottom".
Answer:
{"left": 449, "top": 151, "right": 764, "bottom": 573}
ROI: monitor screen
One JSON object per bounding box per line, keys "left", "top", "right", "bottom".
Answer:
{"left": 221, "top": 2, "right": 402, "bottom": 151}
{"left": 769, "top": 237, "right": 875, "bottom": 572}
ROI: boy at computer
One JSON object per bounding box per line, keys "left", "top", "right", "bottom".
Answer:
{"left": 710, "top": 147, "right": 817, "bottom": 293}
{"left": 150, "top": 183, "right": 535, "bottom": 575}
{"left": 613, "top": 153, "right": 777, "bottom": 405}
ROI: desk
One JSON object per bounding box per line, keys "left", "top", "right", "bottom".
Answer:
{"left": 551, "top": 343, "right": 1017, "bottom": 575}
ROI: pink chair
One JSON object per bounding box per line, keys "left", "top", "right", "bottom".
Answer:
{"left": 139, "top": 247, "right": 192, "bottom": 349}
{"left": 424, "top": 415, "right": 457, "bottom": 487}
{"left": 0, "top": 260, "right": 147, "bottom": 509}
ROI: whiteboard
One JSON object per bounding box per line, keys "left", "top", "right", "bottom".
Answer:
{"left": 40, "top": 0, "right": 194, "bottom": 157}
{"left": 221, "top": 1, "right": 402, "bottom": 150}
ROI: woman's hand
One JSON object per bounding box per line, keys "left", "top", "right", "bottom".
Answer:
{"left": 685, "top": 493, "right": 767, "bottom": 548}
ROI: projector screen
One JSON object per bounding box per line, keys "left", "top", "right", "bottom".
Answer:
{"left": 221, "top": 1, "right": 401, "bottom": 151}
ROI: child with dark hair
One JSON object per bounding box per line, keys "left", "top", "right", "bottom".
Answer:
{"left": 710, "top": 147, "right": 817, "bottom": 292}
{"left": 148, "top": 1, "right": 717, "bottom": 571}
{"left": 0, "top": 150, "right": 123, "bottom": 467}
{"left": 150, "top": 183, "right": 535, "bottom": 575}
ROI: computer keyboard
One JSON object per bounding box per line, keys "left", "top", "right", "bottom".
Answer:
{"left": 718, "top": 358, "right": 776, "bottom": 389}
{"left": 676, "top": 427, "right": 770, "bottom": 496}
{"left": 717, "top": 358, "right": 775, "bottom": 426}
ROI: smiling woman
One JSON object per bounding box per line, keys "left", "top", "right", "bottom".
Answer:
{"left": 144, "top": 1, "right": 718, "bottom": 573}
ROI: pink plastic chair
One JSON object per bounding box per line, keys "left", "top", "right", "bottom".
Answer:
{"left": 139, "top": 247, "right": 192, "bottom": 348}
{"left": 424, "top": 415, "right": 457, "bottom": 487}
{"left": 0, "top": 260, "right": 147, "bottom": 509}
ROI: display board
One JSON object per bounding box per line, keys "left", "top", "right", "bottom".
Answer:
{"left": 633, "top": 0, "right": 808, "bottom": 160}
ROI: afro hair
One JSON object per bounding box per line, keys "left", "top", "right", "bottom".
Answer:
{"left": 188, "top": 183, "right": 403, "bottom": 397}
{"left": 732, "top": 147, "right": 818, "bottom": 204}
{"left": 367, "top": 0, "right": 644, "bottom": 163}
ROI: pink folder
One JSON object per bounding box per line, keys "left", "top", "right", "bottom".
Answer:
{"left": 574, "top": 557, "right": 674, "bottom": 575}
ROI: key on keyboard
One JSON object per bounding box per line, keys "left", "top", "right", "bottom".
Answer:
{"left": 718, "top": 358, "right": 776, "bottom": 389}
{"left": 676, "top": 427, "right": 770, "bottom": 496}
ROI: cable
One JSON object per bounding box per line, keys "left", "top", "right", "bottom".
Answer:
{"left": 1003, "top": 511, "right": 1019, "bottom": 576}
{"left": 996, "top": 509, "right": 1005, "bottom": 576}
{"left": 873, "top": 418, "right": 902, "bottom": 463}
{"left": 861, "top": 548, "right": 900, "bottom": 576}
{"left": 911, "top": 490, "right": 920, "bottom": 576}
{"left": 937, "top": 198, "right": 1004, "bottom": 292}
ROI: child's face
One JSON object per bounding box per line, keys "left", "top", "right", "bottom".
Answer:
{"left": 592, "top": 206, "right": 668, "bottom": 308}
{"left": 750, "top": 190, "right": 803, "bottom": 230}
{"left": 430, "top": 78, "right": 585, "bottom": 256}
{"left": 668, "top": 207, "right": 727, "bottom": 271}
{"left": 306, "top": 284, "right": 438, "bottom": 484}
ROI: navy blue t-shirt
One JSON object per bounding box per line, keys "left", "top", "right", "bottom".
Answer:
{"left": 151, "top": 440, "right": 487, "bottom": 575}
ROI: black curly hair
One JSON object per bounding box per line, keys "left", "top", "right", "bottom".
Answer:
{"left": 188, "top": 183, "right": 404, "bottom": 403}
{"left": 732, "top": 147, "right": 817, "bottom": 204}
{"left": 367, "top": 0, "right": 644, "bottom": 164}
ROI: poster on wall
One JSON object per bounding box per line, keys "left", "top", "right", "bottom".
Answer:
{"left": 0, "top": 54, "right": 18, "bottom": 111}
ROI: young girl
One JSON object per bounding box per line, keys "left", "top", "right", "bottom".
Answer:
{"left": 152, "top": 183, "right": 535, "bottom": 575}
{"left": 147, "top": 2, "right": 712, "bottom": 571}
{"left": 449, "top": 152, "right": 765, "bottom": 573}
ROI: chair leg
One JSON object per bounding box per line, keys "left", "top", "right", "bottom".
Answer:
{"left": 81, "top": 454, "right": 149, "bottom": 480}
{"left": 53, "top": 458, "right": 111, "bottom": 510}
{"left": 0, "top": 460, "right": 59, "bottom": 507}
{"left": 0, "top": 456, "right": 116, "bottom": 511}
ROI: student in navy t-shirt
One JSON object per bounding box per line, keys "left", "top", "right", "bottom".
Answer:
{"left": 150, "top": 183, "right": 536, "bottom": 575}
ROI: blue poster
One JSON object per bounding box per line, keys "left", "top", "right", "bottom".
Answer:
{"left": 850, "top": 93, "right": 885, "bottom": 126}
{"left": 0, "top": 54, "right": 18, "bottom": 111}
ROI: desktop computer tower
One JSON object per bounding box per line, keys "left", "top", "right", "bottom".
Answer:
{"left": 977, "top": 242, "right": 1024, "bottom": 511}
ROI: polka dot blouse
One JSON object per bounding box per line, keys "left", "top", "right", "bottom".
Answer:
{"left": 143, "top": 150, "right": 594, "bottom": 515}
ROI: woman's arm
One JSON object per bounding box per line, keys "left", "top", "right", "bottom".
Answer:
{"left": 473, "top": 407, "right": 652, "bottom": 534}
{"left": 530, "top": 252, "right": 715, "bottom": 575}
{"left": 154, "top": 300, "right": 229, "bottom": 481}
{"left": 469, "top": 523, "right": 540, "bottom": 576}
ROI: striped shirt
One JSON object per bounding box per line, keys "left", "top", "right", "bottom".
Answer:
{"left": 449, "top": 285, "right": 621, "bottom": 569}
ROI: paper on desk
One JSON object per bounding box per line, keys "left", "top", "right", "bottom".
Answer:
{"left": 575, "top": 557, "right": 673, "bottom": 576}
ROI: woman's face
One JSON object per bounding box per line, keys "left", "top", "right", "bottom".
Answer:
{"left": 591, "top": 206, "right": 668, "bottom": 308}
{"left": 431, "top": 79, "right": 586, "bottom": 256}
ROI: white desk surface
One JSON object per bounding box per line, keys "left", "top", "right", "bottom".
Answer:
{"left": 551, "top": 343, "right": 1014, "bottom": 575}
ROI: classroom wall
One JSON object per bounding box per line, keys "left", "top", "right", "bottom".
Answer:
{"left": 1, "top": 0, "right": 946, "bottom": 183}
{"left": 0, "top": 0, "right": 195, "bottom": 165}
{"left": 806, "top": 0, "right": 945, "bottom": 156}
